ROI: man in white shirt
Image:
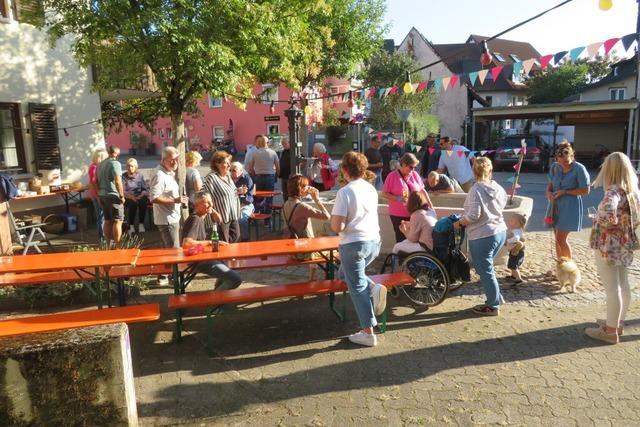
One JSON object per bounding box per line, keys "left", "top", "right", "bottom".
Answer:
{"left": 437, "top": 137, "right": 474, "bottom": 192}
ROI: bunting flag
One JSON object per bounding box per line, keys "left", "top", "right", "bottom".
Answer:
{"left": 446, "top": 150, "right": 453, "bottom": 157}
{"left": 468, "top": 71, "right": 478, "bottom": 86}
{"left": 490, "top": 66, "right": 504, "bottom": 82}
{"left": 553, "top": 50, "right": 568, "bottom": 65}
{"left": 603, "top": 37, "right": 620, "bottom": 56}
{"left": 416, "top": 81, "right": 427, "bottom": 93}
{"left": 621, "top": 33, "right": 637, "bottom": 52}
{"left": 586, "top": 41, "right": 602, "bottom": 58}
{"left": 569, "top": 46, "right": 585, "bottom": 62}
{"left": 512, "top": 61, "right": 523, "bottom": 77}
{"left": 434, "top": 79, "right": 442, "bottom": 92}
{"left": 368, "top": 87, "right": 377, "bottom": 99}
{"left": 449, "top": 75, "right": 459, "bottom": 89}
{"left": 383, "top": 87, "right": 392, "bottom": 97}
{"left": 513, "top": 148, "right": 521, "bottom": 155}
{"left": 522, "top": 58, "right": 536, "bottom": 75}
{"left": 388, "top": 86, "right": 398, "bottom": 96}
{"left": 457, "top": 150, "right": 465, "bottom": 158}
{"left": 441, "top": 77, "right": 451, "bottom": 91}
{"left": 481, "top": 150, "right": 487, "bottom": 156}
{"left": 506, "top": 176, "right": 516, "bottom": 184}
{"left": 513, "top": 163, "right": 521, "bottom": 172}
{"left": 377, "top": 88, "right": 385, "bottom": 98}
{"left": 411, "top": 83, "right": 419, "bottom": 92}
{"left": 428, "top": 147, "right": 435, "bottom": 155}
{"left": 539, "top": 54, "right": 553, "bottom": 70}
{"left": 477, "top": 69, "right": 489, "bottom": 85}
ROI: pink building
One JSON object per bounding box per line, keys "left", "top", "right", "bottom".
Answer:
{"left": 106, "top": 84, "right": 299, "bottom": 154}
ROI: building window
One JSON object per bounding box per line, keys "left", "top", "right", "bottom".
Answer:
{"left": 159, "top": 128, "right": 165, "bottom": 139}
{"left": 614, "top": 67, "right": 619, "bottom": 76}
{"left": 610, "top": 88, "right": 625, "bottom": 100}
{"left": 212, "top": 126, "right": 224, "bottom": 142}
{"left": 509, "top": 54, "right": 521, "bottom": 62}
{"left": 208, "top": 94, "right": 223, "bottom": 108}
{"left": 261, "top": 84, "right": 278, "bottom": 104}
{"left": 166, "top": 128, "right": 172, "bottom": 139}
{"left": 0, "top": 103, "right": 26, "bottom": 172}
{"left": 267, "top": 124, "right": 279, "bottom": 136}
{"left": 493, "top": 52, "right": 505, "bottom": 62}
{"left": 330, "top": 86, "right": 340, "bottom": 95}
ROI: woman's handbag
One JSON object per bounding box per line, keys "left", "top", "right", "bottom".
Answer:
{"left": 626, "top": 192, "right": 640, "bottom": 250}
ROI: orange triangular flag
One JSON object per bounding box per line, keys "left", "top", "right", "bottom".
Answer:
{"left": 586, "top": 42, "right": 603, "bottom": 59}
{"left": 477, "top": 70, "right": 489, "bottom": 85}
{"left": 441, "top": 77, "right": 451, "bottom": 91}
{"left": 522, "top": 58, "right": 535, "bottom": 75}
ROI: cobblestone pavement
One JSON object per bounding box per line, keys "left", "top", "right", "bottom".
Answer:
{"left": 130, "top": 230, "right": 640, "bottom": 426}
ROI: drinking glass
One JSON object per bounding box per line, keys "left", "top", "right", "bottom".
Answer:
{"left": 587, "top": 206, "right": 597, "bottom": 219}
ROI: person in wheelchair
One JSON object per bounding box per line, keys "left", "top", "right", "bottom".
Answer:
{"left": 393, "top": 190, "right": 437, "bottom": 256}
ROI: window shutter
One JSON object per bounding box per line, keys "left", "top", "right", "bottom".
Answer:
{"left": 15, "top": 0, "right": 44, "bottom": 25}
{"left": 29, "top": 103, "right": 61, "bottom": 170}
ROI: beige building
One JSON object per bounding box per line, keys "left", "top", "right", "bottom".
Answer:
{"left": 1, "top": 2, "right": 105, "bottom": 210}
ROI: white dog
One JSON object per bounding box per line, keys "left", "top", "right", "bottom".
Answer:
{"left": 556, "top": 257, "right": 581, "bottom": 293}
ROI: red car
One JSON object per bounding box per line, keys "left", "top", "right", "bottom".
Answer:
{"left": 493, "top": 135, "right": 551, "bottom": 173}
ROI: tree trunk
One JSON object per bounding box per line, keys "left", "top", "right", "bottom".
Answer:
{"left": 171, "top": 113, "right": 188, "bottom": 221}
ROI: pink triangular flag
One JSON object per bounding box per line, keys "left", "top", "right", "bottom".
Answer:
{"left": 457, "top": 150, "right": 465, "bottom": 158}
{"left": 477, "top": 69, "right": 489, "bottom": 85}
{"left": 368, "top": 87, "right": 377, "bottom": 98}
{"left": 449, "top": 75, "right": 459, "bottom": 89}
{"left": 490, "top": 66, "right": 504, "bottom": 82}
{"left": 603, "top": 37, "right": 620, "bottom": 56}
{"left": 441, "top": 77, "right": 451, "bottom": 91}
{"left": 539, "top": 55, "right": 553, "bottom": 70}
{"left": 513, "top": 148, "right": 520, "bottom": 155}
{"left": 411, "top": 83, "right": 419, "bottom": 92}
{"left": 522, "top": 58, "right": 536, "bottom": 75}
{"left": 586, "top": 42, "right": 603, "bottom": 59}
{"left": 416, "top": 81, "right": 427, "bottom": 93}
{"left": 513, "top": 163, "right": 521, "bottom": 172}
{"left": 388, "top": 86, "right": 398, "bottom": 95}
{"left": 428, "top": 147, "right": 435, "bottom": 155}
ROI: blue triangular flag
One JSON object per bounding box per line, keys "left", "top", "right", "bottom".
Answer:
{"left": 569, "top": 46, "right": 585, "bottom": 62}
{"left": 512, "top": 61, "right": 523, "bottom": 78}
{"left": 506, "top": 176, "right": 516, "bottom": 184}
{"left": 621, "top": 33, "right": 637, "bottom": 52}
{"left": 434, "top": 79, "right": 442, "bottom": 92}
{"left": 468, "top": 72, "right": 478, "bottom": 86}
{"left": 553, "top": 50, "right": 568, "bottom": 65}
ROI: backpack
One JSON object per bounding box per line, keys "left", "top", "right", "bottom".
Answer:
{"left": 0, "top": 173, "right": 19, "bottom": 201}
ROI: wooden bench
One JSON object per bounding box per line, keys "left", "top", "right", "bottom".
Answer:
{"left": 0, "top": 303, "right": 160, "bottom": 338}
{"left": 168, "top": 272, "right": 414, "bottom": 355}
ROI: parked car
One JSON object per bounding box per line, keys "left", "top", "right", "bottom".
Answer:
{"left": 493, "top": 135, "right": 551, "bottom": 173}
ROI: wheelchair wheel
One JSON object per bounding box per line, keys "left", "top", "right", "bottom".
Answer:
{"left": 448, "top": 280, "right": 464, "bottom": 292}
{"left": 400, "top": 252, "right": 450, "bottom": 307}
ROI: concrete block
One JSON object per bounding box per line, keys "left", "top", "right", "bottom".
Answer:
{"left": 0, "top": 323, "right": 138, "bottom": 426}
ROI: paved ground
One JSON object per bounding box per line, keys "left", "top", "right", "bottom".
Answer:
{"left": 11, "top": 171, "right": 640, "bottom": 425}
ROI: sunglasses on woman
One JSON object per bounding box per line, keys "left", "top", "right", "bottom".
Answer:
{"left": 556, "top": 149, "right": 571, "bottom": 157}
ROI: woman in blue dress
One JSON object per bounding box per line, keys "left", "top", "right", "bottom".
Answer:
{"left": 546, "top": 141, "right": 591, "bottom": 259}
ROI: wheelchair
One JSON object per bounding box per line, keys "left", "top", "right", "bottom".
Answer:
{"left": 379, "top": 228, "right": 467, "bottom": 307}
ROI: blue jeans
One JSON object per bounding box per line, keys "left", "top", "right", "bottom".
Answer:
{"left": 91, "top": 197, "right": 104, "bottom": 240}
{"left": 239, "top": 203, "right": 254, "bottom": 240}
{"left": 196, "top": 261, "right": 242, "bottom": 291}
{"left": 468, "top": 231, "right": 506, "bottom": 309}
{"left": 255, "top": 174, "right": 276, "bottom": 213}
{"left": 338, "top": 239, "right": 381, "bottom": 329}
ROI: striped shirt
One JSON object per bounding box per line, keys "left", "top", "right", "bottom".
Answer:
{"left": 203, "top": 171, "right": 240, "bottom": 223}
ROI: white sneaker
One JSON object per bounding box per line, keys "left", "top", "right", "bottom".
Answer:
{"left": 348, "top": 331, "right": 377, "bottom": 347}
{"left": 371, "top": 283, "right": 387, "bottom": 316}
{"left": 128, "top": 225, "right": 135, "bottom": 235}
{"left": 138, "top": 223, "right": 146, "bottom": 233}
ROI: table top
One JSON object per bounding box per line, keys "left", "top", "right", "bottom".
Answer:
{"left": 254, "top": 190, "right": 281, "bottom": 198}
{"left": 13, "top": 188, "right": 84, "bottom": 201}
{"left": 134, "top": 236, "right": 340, "bottom": 267}
{"left": 0, "top": 249, "right": 140, "bottom": 274}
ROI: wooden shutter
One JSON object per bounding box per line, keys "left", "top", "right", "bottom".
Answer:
{"left": 14, "top": 0, "right": 44, "bottom": 25}
{"left": 29, "top": 103, "right": 61, "bottom": 170}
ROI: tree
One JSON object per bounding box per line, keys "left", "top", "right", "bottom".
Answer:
{"left": 362, "top": 51, "right": 436, "bottom": 141}
{"left": 35, "top": 0, "right": 385, "bottom": 215}
{"left": 526, "top": 57, "right": 615, "bottom": 104}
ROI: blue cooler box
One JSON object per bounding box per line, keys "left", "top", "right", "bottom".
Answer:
{"left": 57, "top": 213, "right": 78, "bottom": 233}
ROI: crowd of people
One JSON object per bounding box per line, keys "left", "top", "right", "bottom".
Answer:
{"left": 88, "top": 133, "right": 638, "bottom": 347}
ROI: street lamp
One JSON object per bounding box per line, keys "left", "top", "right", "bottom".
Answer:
{"left": 397, "top": 109, "right": 412, "bottom": 147}
{"left": 284, "top": 100, "right": 304, "bottom": 175}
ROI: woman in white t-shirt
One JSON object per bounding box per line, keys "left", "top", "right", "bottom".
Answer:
{"left": 330, "top": 151, "right": 385, "bottom": 347}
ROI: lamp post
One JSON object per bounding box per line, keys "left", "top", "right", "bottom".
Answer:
{"left": 397, "top": 109, "right": 412, "bottom": 147}
{"left": 285, "top": 100, "right": 304, "bottom": 175}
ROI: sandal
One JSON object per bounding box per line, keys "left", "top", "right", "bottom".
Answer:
{"left": 472, "top": 304, "right": 499, "bottom": 316}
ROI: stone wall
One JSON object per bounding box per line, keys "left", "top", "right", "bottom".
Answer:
{"left": 0, "top": 323, "right": 138, "bottom": 426}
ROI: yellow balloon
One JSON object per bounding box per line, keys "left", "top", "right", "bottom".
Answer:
{"left": 403, "top": 81, "right": 413, "bottom": 94}
{"left": 304, "top": 105, "right": 313, "bottom": 115}
{"left": 599, "top": 0, "right": 613, "bottom": 11}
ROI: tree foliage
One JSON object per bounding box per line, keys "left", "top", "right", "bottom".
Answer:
{"left": 526, "top": 57, "right": 616, "bottom": 104}
{"left": 362, "top": 51, "right": 437, "bottom": 141}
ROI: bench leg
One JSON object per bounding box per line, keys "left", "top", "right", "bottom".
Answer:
{"left": 378, "top": 304, "right": 388, "bottom": 333}
{"left": 206, "top": 307, "right": 221, "bottom": 357}
{"left": 175, "top": 309, "right": 184, "bottom": 342}
{"left": 95, "top": 267, "right": 102, "bottom": 309}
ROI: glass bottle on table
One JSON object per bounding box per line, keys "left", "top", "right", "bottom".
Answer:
{"left": 210, "top": 224, "right": 220, "bottom": 252}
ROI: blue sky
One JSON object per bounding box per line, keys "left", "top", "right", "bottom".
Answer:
{"left": 383, "top": 0, "right": 637, "bottom": 56}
